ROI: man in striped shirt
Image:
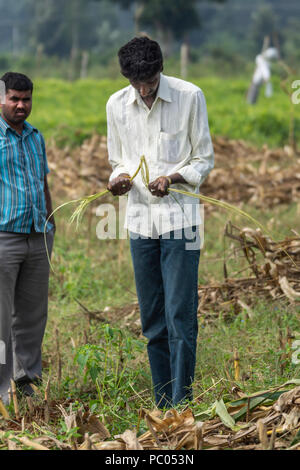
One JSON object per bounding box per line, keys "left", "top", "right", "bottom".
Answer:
{"left": 0, "top": 72, "right": 55, "bottom": 405}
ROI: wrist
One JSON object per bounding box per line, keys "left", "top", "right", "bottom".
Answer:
{"left": 159, "top": 175, "right": 172, "bottom": 185}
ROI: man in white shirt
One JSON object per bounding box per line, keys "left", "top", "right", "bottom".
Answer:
{"left": 107, "top": 37, "right": 214, "bottom": 408}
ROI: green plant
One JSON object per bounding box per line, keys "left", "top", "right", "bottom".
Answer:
{"left": 74, "top": 325, "right": 146, "bottom": 408}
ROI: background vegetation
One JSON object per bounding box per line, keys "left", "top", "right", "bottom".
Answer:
{"left": 1, "top": 0, "right": 300, "bottom": 446}
{"left": 29, "top": 75, "right": 299, "bottom": 148}
{"left": 0, "top": 0, "right": 299, "bottom": 80}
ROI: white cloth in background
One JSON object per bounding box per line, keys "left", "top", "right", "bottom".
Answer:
{"left": 106, "top": 74, "right": 214, "bottom": 237}
{"left": 253, "top": 54, "right": 271, "bottom": 85}
{"left": 252, "top": 47, "right": 279, "bottom": 97}
{"left": 247, "top": 47, "right": 279, "bottom": 104}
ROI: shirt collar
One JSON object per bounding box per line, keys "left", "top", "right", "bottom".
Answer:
{"left": 0, "top": 115, "right": 37, "bottom": 136}
{"left": 156, "top": 74, "right": 172, "bottom": 103}
{"left": 23, "top": 121, "right": 38, "bottom": 137}
{"left": 0, "top": 115, "right": 9, "bottom": 135}
{"left": 126, "top": 74, "right": 172, "bottom": 106}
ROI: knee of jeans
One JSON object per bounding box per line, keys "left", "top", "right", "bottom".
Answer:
{"left": 168, "top": 320, "right": 198, "bottom": 347}
{"left": 143, "top": 323, "right": 168, "bottom": 342}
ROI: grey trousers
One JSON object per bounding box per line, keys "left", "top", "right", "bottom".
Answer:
{"left": 246, "top": 80, "right": 262, "bottom": 104}
{"left": 0, "top": 229, "right": 54, "bottom": 404}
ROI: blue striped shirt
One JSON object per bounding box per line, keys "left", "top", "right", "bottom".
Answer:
{"left": 0, "top": 116, "right": 53, "bottom": 233}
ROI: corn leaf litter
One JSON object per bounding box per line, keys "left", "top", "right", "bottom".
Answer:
{"left": 290, "top": 429, "right": 300, "bottom": 447}
{"left": 196, "top": 379, "right": 300, "bottom": 424}
{"left": 211, "top": 398, "right": 241, "bottom": 431}
{"left": 2, "top": 381, "right": 300, "bottom": 450}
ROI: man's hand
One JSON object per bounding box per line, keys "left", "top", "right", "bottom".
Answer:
{"left": 107, "top": 174, "right": 133, "bottom": 196}
{"left": 148, "top": 176, "right": 171, "bottom": 198}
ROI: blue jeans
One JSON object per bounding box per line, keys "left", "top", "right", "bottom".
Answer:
{"left": 130, "top": 227, "right": 200, "bottom": 408}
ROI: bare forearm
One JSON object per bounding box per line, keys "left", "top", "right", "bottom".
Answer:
{"left": 44, "top": 176, "right": 55, "bottom": 228}
{"left": 166, "top": 173, "right": 187, "bottom": 185}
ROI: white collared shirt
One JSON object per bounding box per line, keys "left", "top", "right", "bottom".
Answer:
{"left": 106, "top": 74, "right": 214, "bottom": 237}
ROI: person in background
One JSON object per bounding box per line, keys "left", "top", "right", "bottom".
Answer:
{"left": 0, "top": 72, "right": 55, "bottom": 405}
{"left": 247, "top": 47, "right": 279, "bottom": 104}
{"left": 106, "top": 37, "right": 214, "bottom": 408}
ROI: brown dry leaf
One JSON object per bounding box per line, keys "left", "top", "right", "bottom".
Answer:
{"left": 18, "top": 436, "right": 50, "bottom": 450}
{"left": 57, "top": 404, "right": 110, "bottom": 442}
{"left": 7, "top": 440, "right": 19, "bottom": 450}
{"left": 279, "top": 276, "right": 300, "bottom": 301}
{"left": 237, "top": 299, "right": 254, "bottom": 319}
{"left": 231, "top": 425, "right": 257, "bottom": 443}
{"left": 92, "top": 441, "right": 126, "bottom": 450}
{"left": 34, "top": 435, "right": 71, "bottom": 450}
{"left": 257, "top": 419, "right": 269, "bottom": 450}
{"left": 57, "top": 404, "right": 77, "bottom": 431}
{"left": 0, "top": 398, "right": 9, "bottom": 419}
{"left": 194, "top": 421, "right": 204, "bottom": 450}
{"left": 203, "top": 435, "right": 230, "bottom": 448}
{"left": 274, "top": 386, "right": 300, "bottom": 413}
{"left": 115, "top": 429, "right": 143, "bottom": 450}
{"left": 143, "top": 410, "right": 168, "bottom": 432}
{"left": 175, "top": 431, "right": 195, "bottom": 450}
{"left": 162, "top": 408, "right": 195, "bottom": 431}
{"left": 77, "top": 412, "right": 110, "bottom": 440}
{"left": 132, "top": 408, "right": 198, "bottom": 450}
{"left": 282, "top": 408, "right": 300, "bottom": 431}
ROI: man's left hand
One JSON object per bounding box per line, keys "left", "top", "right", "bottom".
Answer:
{"left": 148, "top": 176, "right": 170, "bottom": 198}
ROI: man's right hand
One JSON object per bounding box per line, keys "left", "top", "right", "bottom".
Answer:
{"left": 107, "top": 174, "right": 133, "bottom": 196}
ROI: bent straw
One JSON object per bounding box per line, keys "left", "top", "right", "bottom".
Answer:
{"left": 45, "top": 155, "right": 288, "bottom": 272}
{"left": 44, "top": 156, "right": 148, "bottom": 271}
{"left": 168, "top": 188, "right": 267, "bottom": 235}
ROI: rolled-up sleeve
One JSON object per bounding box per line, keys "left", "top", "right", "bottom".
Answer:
{"left": 177, "top": 90, "right": 214, "bottom": 188}
{"left": 106, "top": 99, "right": 130, "bottom": 180}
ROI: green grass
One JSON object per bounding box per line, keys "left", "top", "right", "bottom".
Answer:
{"left": 1, "top": 185, "right": 299, "bottom": 446}
{"left": 29, "top": 76, "right": 300, "bottom": 148}
{"left": 31, "top": 79, "right": 126, "bottom": 146}
{"left": 35, "top": 197, "right": 300, "bottom": 437}
{"left": 197, "top": 301, "right": 300, "bottom": 401}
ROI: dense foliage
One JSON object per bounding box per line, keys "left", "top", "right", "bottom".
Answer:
{"left": 0, "top": 0, "right": 299, "bottom": 79}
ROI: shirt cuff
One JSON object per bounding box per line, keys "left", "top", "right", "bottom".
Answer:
{"left": 109, "top": 165, "right": 130, "bottom": 181}
{"left": 176, "top": 166, "right": 203, "bottom": 188}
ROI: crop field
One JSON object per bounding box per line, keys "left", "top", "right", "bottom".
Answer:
{"left": 30, "top": 75, "right": 300, "bottom": 148}
{"left": 1, "top": 77, "right": 300, "bottom": 450}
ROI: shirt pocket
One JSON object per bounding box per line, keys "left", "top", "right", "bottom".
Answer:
{"left": 158, "top": 130, "right": 185, "bottom": 164}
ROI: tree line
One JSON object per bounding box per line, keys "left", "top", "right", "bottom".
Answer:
{"left": 0, "top": 0, "right": 299, "bottom": 78}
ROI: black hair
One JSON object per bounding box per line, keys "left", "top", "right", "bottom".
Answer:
{"left": 118, "top": 37, "right": 163, "bottom": 81}
{"left": 0, "top": 72, "right": 33, "bottom": 93}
